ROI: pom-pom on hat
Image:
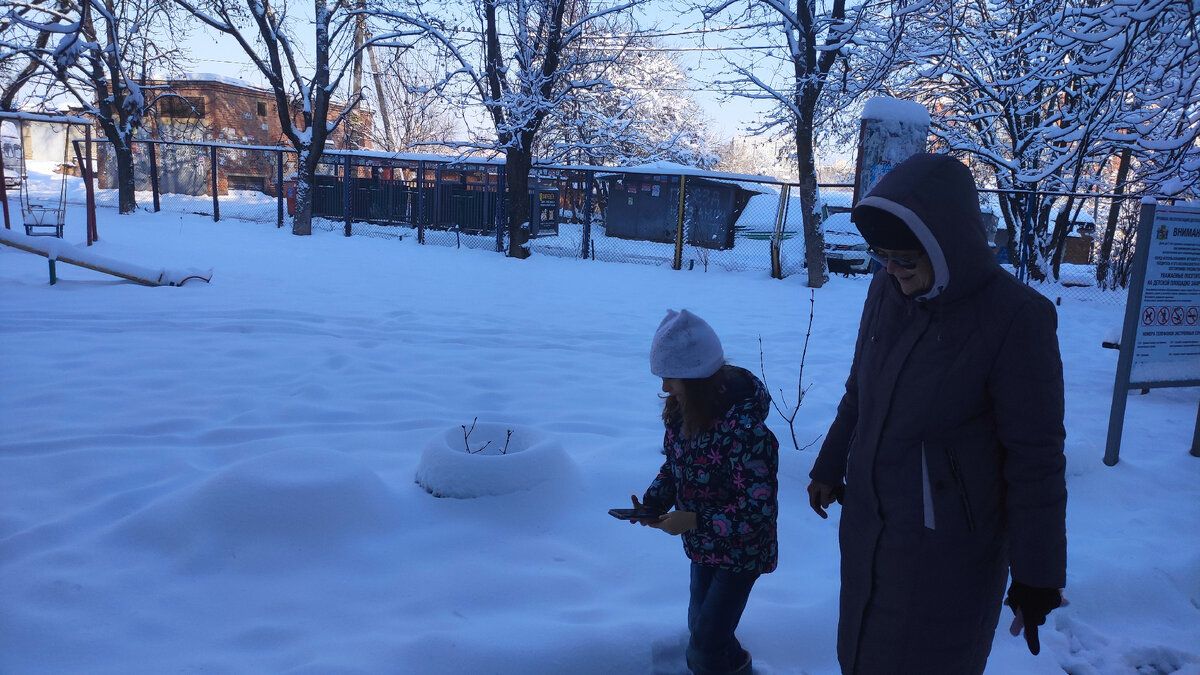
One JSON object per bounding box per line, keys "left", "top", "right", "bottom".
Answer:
{"left": 650, "top": 309, "right": 725, "bottom": 379}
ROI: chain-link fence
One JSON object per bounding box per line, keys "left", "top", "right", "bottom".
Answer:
{"left": 305, "top": 151, "right": 505, "bottom": 250}
{"left": 91, "top": 141, "right": 286, "bottom": 225}
{"left": 978, "top": 188, "right": 1145, "bottom": 306}
{"left": 3, "top": 133, "right": 1156, "bottom": 306}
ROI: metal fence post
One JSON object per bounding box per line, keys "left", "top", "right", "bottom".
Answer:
{"left": 673, "top": 175, "right": 687, "bottom": 270}
{"left": 496, "top": 165, "right": 505, "bottom": 253}
{"left": 0, "top": 147, "right": 9, "bottom": 229}
{"left": 148, "top": 141, "right": 160, "bottom": 212}
{"left": 581, "top": 170, "right": 593, "bottom": 259}
{"left": 530, "top": 177, "right": 541, "bottom": 237}
{"left": 343, "top": 154, "right": 352, "bottom": 237}
{"left": 434, "top": 164, "right": 443, "bottom": 229}
{"left": 417, "top": 160, "right": 425, "bottom": 244}
{"left": 771, "top": 184, "right": 790, "bottom": 279}
{"left": 276, "top": 149, "right": 284, "bottom": 228}
{"left": 210, "top": 145, "right": 220, "bottom": 222}
{"left": 84, "top": 126, "right": 97, "bottom": 244}
{"left": 386, "top": 159, "right": 396, "bottom": 225}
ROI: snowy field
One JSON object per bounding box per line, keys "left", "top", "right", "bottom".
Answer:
{"left": 1, "top": 181, "right": 1199, "bottom": 674}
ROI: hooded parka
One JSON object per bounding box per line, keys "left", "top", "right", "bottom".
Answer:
{"left": 809, "top": 154, "right": 1067, "bottom": 675}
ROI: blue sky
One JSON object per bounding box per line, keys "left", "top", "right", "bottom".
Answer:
{"left": 175, "top": 10, "right": 775, "bottom": 142}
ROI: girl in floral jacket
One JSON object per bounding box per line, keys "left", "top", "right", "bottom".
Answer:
{"left": 631, "top": 309, "right": 779, "bottom": 675}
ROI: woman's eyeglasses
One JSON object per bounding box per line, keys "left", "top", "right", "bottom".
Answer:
{"left": 867, "top": 248, "right": 924, "bottom": 270}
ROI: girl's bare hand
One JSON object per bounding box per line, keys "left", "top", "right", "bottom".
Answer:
{"left": 650, "top": 510, "right": 696, "bottom": 535}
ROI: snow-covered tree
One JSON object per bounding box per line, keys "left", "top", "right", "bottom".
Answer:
{"left": 170, "top": 0, "right": 417, "bottom": 235}
{"left": 0, "top": 0, "right": 67, "bottom": 110}
{"left": 536, "top": 37, "right": 719, "bottom": 168}
{"left": 713, "top": 134, "right": 796, "bottom": 181}
{"left": 690, "top": 0, "right": 895, "bottom": 288}
{"left": 879, "top": 0, "right": 1200, "bottom": 282}
{"left": 1118, "top": 1, "right": 1200, "bottom": 199}
{"left": 2, "top": 0, "right": 189, "bottom": 213}
{"left": 377, "top": 0, "right": 650, "bottom": 258}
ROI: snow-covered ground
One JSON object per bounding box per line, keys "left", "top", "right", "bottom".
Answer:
{"left": 1, "top": 173, "right": 1198, "bottom": 674}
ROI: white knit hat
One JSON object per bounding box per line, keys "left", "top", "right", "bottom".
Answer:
{"left": 650, "top": 309, "right": 725, "bottom": 379}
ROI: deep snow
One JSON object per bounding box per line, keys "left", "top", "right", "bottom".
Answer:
{"left": 1, "top": 176, "right": 1199, "bottom": 674}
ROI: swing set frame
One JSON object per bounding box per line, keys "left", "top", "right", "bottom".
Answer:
{"left": 0, "top": 111, "right": 97, "bottom": 245}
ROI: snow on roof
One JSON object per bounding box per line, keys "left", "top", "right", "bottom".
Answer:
{"left": 1051, "top": 206, "right": 1096, "bottom": 223}
{"left": 323, "top": 147, "right": 505, "bottom": 166}
{"left": 155, "top": 73, "right": 269, "bottom": 92}
{"left": 0, "top": 110, "right": 89, "bottom": 125}
{"left": 617, "top": 160, "right": 778, "bottom": 183}
{"left": 589, "top": 161, "right": 780, "bottom": 193}
{"left": 862, "top": 97, "right": 930, "bottom": 125}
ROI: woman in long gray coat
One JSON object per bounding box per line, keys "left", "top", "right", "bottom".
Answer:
{"left": 807, "top": 153, "right": 1067, "bottom": 675}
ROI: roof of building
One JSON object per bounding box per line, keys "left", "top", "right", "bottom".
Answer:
{"left": 149, "top": 73, "right": 270, "bottom": 93}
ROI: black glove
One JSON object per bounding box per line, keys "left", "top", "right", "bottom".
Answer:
{"left": 1005, "top": 581, "right": 1062, "bottom": 655}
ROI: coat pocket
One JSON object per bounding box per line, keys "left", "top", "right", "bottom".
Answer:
{"left": 945, "top": 446, "right": 977, "bottom": 533}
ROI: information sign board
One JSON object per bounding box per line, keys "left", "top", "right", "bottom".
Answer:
{"left": 1130, "top": 204, "right": 1200, "bottom": 384}
{"left": 1105, "top": 201, "right": 1200, "bottom": 465}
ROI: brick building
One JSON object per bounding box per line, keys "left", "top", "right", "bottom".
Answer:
{"left": 98, "top": 74, "right": 370, "bottom": 197}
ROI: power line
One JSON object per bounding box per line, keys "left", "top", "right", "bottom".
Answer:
{"left": 607, "top": 23, "right": 782, "bottom": 38}
{"left": 576, "top": 44, "right": 780, "bottom": 53}
{"left": 178, "top": 58, "right": 781, "bottom": 95}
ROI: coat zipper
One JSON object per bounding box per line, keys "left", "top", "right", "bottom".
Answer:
{"left": 921, "top": 443, "right": 936, "bottom": 530}
{"left": 945, "top": 447, "right": 976, "bottom": 532}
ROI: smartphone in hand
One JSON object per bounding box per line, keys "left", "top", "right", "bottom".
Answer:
{"left": 609, "top": 508, "right": 663, "bottom": 521}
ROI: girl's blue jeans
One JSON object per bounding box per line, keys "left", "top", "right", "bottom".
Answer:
{"left": 686, "top": 562, "right": 759, "bottom": 675}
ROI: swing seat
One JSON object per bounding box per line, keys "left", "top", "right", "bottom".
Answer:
{"left": 23, "top": 203, "right": 65, "bottom": 238}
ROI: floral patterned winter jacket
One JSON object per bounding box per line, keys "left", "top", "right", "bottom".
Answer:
{"left": 643, "top": 366, "right": 779, "bottom": 574}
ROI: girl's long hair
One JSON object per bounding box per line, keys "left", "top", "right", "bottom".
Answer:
{"left": 661, "top": 365, "right": 730, "bottom": 437}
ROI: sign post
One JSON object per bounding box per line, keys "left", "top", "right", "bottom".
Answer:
{"left": 1104, "top": 200, "right": 1200, "bottom": 465}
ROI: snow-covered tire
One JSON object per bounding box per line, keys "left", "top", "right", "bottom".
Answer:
{"left": 414, "top": 422, "right": 573, "bottom": 499}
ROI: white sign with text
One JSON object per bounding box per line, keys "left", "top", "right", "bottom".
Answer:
{"left": 1131, "top": 204, "right": 1200, "bottom": 384}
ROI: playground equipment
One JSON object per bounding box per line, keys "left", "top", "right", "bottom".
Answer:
{"left": 0, "top": 111, "right": 99, "bottom": 245}
{"left": 15, "top": 117, "right": 69, "bottom": 238}
{"left": 1, "top": 122, "right": 20, "bottom": 191}
{"left": 0, "top": 228, "right": 212, "bottom": 286}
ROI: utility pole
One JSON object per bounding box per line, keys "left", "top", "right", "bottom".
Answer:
{"left": 350, "top": 0, "right": 366, "bottom": 149}
{"left": 367, "top": 40, "right": 394, "bottom": 151}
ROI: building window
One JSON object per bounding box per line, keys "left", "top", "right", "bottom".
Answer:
{"left": 160, "top": 96, "right": 205, "bottom": 119}
{"left": 228, "top": 174, "right": 267, "bottom": 192}
{"left": 257, "top": 101, "right": 268, "bottom": 117}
